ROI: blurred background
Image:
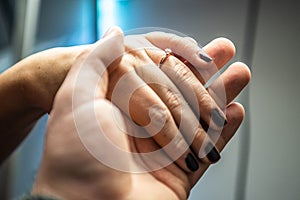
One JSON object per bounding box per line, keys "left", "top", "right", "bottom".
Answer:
{"left": 0, "top": 0, "right": 299, "bottom": 199}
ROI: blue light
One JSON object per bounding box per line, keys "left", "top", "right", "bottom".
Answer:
{"left": 97, "top": 0, "right": 117, "bottom": 37}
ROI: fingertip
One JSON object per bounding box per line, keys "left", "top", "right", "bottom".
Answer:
{"left": 205, "top": 144, "right": 221, "bottom": 164}
{"left": 228, "top": 62, "right": 252, "bottom": 87}
{"left": 203, "top": 37, "right": 236, "bottom": 67}
{"left": 226, "top": 102, "right": 245, "bottom": 125}
{"left": 219, "top": 37, "right": 236, "bottom": 56}
{"left": 95, "top": 26, "right": 124, "bottom": 49}
{"left": 102, "top": 26, "right": 124, "bottom": 38}
{"left": 185, "top": 153, "right": 200, "bottom": 172}
{"left": 235, "top": 62, "right": 252, "bottom": 83}
{"left": 112, "top": 26, "right": 124, "bottom": 38}
{"left": 215, "top": 102, "right": 245, "bottom": 148}
{"left": 91, "top": 27, "right": 124, "bottom": 67}
{"left": 209, "top": 37, "right": 236, "bottom": 57}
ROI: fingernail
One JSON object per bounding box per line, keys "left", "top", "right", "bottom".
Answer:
{"left": 199, "top": 51, "right": 212, "bottom": 63}
{"left": 200, "top": 118, "right": 209, "bottom": 132}
{"left": 205, "top": 143, "right": 221, "bottom": 163}
{"left": 185, "top": 153, "right": 199, "bottom": 172}
{"left": 211, "top": 108, "right": 228, "bottom": 127}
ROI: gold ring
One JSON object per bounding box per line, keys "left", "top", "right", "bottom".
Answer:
{"left": 159, "top": 48, "right": 173, "bottom": 68}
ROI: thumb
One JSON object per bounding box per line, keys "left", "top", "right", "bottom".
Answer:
{"left": 70, "top": 26, "right": 124, "bottom": 107}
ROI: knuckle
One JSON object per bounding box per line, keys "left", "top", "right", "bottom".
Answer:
{"left": 173, "top": 133, "right": 188, "bottom": 150}
{"left": 173, "top": 62, "right": 192, "bottom": 83}
{"left": 198, "top": 90, "right": 212, "bottom": 108}
{"left": 149, "top": 104, "right": 171, "bottom": 128}
{"left": 165, "top": 87, "right": 182, "bottom": 112}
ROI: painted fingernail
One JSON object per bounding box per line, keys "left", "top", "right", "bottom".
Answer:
{"left": 199, "top": 51, "right": 212, "bottom": 62}
{"left": 211, "top": 109, "right": 228, "bottom": 127}
{"left": 185, "top": 153, "right": 199, "bottom": 172}
{"left": 200, "top": 118, "right": 209, "bottom": 132}
{"left": 205, "top": 143, "right": 221, "bottom": 163}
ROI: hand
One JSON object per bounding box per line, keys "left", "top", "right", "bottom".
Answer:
{"left": 32, "top": 27, "right": 250, "bottom": 199}
{"left": 0, "top": 44, "right": 92, "bottom": 163}
{"left": 17, "top": 45, "right": 92, "bottom": 112}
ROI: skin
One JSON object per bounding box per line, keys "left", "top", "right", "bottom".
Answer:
{"left": 29, "top": 27, "right": 251, "bottom": 199}
{"left": 0, "top": 25, "right": 251, "bottom": 199}
{"left": 0, "top": 45, "right": 90, "bottom": 163}
{"left": 0, "top": 29, "right": 229, "bottom": 167}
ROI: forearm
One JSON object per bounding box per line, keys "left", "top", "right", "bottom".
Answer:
{"left": 0, "top": 45, "right": 88, "bottom": 163}
{"left": 0, "top": 64, "right": 45, "bottom": 163}
{"left": 0, "top": 107, "right": 44, "bottom": 164}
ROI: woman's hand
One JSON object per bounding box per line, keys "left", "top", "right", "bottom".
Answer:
{"left": 32, "top": 27, "right": 251, "bottom": 199}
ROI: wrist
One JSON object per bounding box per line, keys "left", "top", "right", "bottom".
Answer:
{"left": 20, "top": 45, "right": 91, "bottom": 112}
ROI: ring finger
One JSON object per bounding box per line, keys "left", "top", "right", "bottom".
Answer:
{"left": 136, "top": 48, "right": 224, "bottom": 163}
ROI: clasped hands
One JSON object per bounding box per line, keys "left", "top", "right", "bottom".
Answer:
{"left": 32, "top": 27, "right": 251, "bottom": 200}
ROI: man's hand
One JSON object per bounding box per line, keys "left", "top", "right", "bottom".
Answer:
{"left": 0, "top": 44, "right": 91, "bottom": 163}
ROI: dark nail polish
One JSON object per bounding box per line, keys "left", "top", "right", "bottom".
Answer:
{"left": 185, "top": 153, "right": 199, "bottom": 172}
{"left": 199, "top": 52, "right": 212, "bottom": 62}
{"left": 200, "top": 118, "right": 209, "bottom": 132}
{"left": 211, "top": 109, "right": 228, "bottom": 127}
{"left": 205, "top": 143, "right": 221, "bottom": 163}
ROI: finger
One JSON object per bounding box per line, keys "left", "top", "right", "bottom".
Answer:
{"left": 218, "top": 102, "right": 245, "bottom": 147}
{"left": 54, "top": 26, "right": 124, "bottom": 112}
{"left": 145, "top": 48, "right": 227, "bottom": 130}
{"left": 203, "top": 37, "right": 236, "bottom": 70}
{"left": 180, "top": 37, "right": 237, "bottom": 85}
{"left": 145, "top": 32, "right": 236, "bottom": 84}
{"left": 144, "top": 32, "right": 212, "bottom": 69}
{"left": 208, "top": 62, "right": 251, "bottom": 108}
{"left": 184, "top": 36, "right": 198, "bottom": 45}
{"left": 207, "top": 102, "right": 245, "bottom": 152}
{"left": 189, "top": 102, "right": 245, "bottom": 186}
{"left": 130, "top": 55, "right": 221, "bottom": 165}
{"left": 108, "top": 65, "right": 200, "bottom": 173}
{"left": 131, "top": 135, "right": 190, "bottom": 200}
{"left": 114, "top": 35, "right": 222, "bottom": 170}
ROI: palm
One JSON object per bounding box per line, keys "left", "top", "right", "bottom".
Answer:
{"left": 33, "top": 98, "right": 186, "bottom": 199}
